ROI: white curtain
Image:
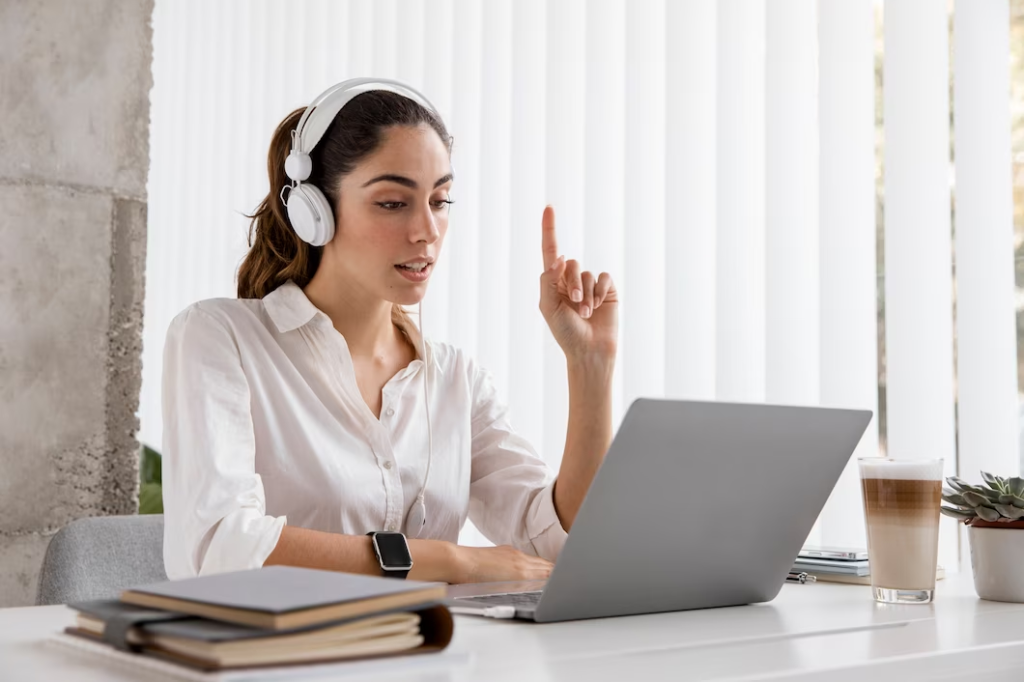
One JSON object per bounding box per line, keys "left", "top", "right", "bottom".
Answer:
{"left": 142, "top": 0, "right": 1019, "bottom": 562}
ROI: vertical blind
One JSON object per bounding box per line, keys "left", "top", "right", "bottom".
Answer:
{"left": 953, "top": 0, "right": 1019, "bottom": 558}
{"left": 884, "top": 0, "right": 960, "bottom": 572}
{"left": 142, "top": 0, "right": 1019, "bottom": 562}
{"left": 816, "top": 0, "right": 880, "bottom": 550}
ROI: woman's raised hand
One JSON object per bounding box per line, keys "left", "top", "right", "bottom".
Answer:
{"left": 538, "top": 206, "right": 619, "bottom": 363}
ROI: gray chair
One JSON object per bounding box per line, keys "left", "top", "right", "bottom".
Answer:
{"left": 36, "top": 514, "right": 167, "bottom": 605}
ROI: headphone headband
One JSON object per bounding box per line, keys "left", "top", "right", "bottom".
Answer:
{"left": 293, "top": 77, "right": 441, "bottom": 156}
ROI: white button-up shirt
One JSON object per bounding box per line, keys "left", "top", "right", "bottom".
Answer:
{"left": 162, "top": 280, "right": 567, "bottom": 580}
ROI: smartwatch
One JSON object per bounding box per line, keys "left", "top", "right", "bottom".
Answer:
{"left": 366, "top": 531, "right": 413, "bottom": 579}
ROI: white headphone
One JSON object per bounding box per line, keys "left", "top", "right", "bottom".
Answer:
{"left": 282, "top": 77, "right": 440, "bottom": 537}
{"left": 282, "top": 77, "right": 442, "bottom": 247}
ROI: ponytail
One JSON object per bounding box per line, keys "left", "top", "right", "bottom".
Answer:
{"left": 237, "top": 108, "right": 320, "bottom": 299}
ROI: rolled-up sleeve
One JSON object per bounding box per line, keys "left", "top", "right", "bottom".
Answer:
{"left": 161, "top": 305, "right": 286, "bottom": 579}
{"left": 466, "top": 358, "right": 568, "bottom": 562}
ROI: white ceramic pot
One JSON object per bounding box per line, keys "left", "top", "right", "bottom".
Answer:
{"left": 969, "top": 525, "right": 1024, "bottom": 603}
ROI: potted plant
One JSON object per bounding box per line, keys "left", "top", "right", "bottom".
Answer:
{"left": 139, "top": 444, "right": 163, "bottom": 515}
{"left": 941, "top": 472, "right": 1024, "bottom": 603}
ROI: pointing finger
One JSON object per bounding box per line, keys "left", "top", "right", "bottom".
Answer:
{"left": 538, "top": 254, "right": 566, "bottom": 318}
{"left": 541, "top": 205, "right": 559, "bottom": 271}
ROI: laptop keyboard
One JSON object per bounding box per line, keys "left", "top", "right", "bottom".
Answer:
{"left": 456, "top": 591, "right": 543, "bottom": 608}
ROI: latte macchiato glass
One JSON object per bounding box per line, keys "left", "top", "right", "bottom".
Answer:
{"left": 858, "top": 458, "right": 943, "bottom": 604}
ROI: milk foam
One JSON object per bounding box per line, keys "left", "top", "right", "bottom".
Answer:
{"left": 859, "top": 459, "right": 943, "bottom": 481}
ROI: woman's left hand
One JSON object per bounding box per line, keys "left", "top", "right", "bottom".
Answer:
{"left": 538, "top": 205, "right": 619, "bottom": 363}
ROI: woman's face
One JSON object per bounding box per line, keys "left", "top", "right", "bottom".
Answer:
{"left": 329, "top": 123, "right": 453, "bottom": 307}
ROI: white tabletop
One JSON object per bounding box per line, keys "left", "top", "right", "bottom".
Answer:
{"left": 5, "top": 574, "right": 1024, "bottom": 681}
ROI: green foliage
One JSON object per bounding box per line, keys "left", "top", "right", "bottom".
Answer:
{"left": 941, "top": 472, "right": 1024, "bottom": 524}
{"left": 139, "top": 445, "right": 163, "bottom": 515}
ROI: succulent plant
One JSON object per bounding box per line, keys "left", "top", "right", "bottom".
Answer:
{"left": 941, "top": 472, "right": 1024, "bottom": 523}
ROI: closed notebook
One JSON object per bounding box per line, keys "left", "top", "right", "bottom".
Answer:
{"left": 792, "top": 556, "right": 869, "bottom": 569}
{"left": 119, "top": 565, "right": 447, "bottom": 630}
{"left": 66, "top": 599, "right": 454, "bottom": 672}
{"left": 792, "top": 560, "right": 871, "bottom": 577}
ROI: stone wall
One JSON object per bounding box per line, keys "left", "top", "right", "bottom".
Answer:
{"left": 0, "top": 0, "right": 153, "bottom": 607}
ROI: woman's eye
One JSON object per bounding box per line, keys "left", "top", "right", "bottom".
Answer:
{"left": 375, "top": 199, "right": 455, "bottom": 211}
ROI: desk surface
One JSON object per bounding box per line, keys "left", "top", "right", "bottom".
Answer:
{"left": 5, "top": 575, "right": 1024, "bottom": 681}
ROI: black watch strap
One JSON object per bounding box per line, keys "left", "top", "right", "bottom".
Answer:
{"left": 366, "top": 531, "right": 411, "bottom": 579}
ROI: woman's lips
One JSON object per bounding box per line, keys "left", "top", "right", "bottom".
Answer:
{"left": 395, "top": 262, "right": 432, "bottom": 282}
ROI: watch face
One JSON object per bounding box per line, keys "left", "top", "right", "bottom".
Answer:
{"left": 373, "top": 532, "right": 413, "bottom": 570}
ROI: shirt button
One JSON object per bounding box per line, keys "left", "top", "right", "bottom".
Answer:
{"left": 386, "top": 407, "right": 395, "bottom": 417}
{"left": 383, "top": 460, "right": 393, "bottom": 470}
{"left": 387, "top": 524, "right": 397, "bottom": 532}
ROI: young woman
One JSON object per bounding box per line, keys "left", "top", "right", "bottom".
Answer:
{"left": 161, "top": 79, "right": 618, "bottom": 584}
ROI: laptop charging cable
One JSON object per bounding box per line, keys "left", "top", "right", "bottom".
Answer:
{"left": 447, "top": 605, "right": 517, "bottom": 619}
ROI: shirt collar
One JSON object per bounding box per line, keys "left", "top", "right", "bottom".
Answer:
{"left": 263, "top": 280, "right": 323, "bottom": 333}
{"left": 263, "top": 283, "right": 437, "bottom": 373}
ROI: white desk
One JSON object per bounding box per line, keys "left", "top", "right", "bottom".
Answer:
{"left": 5, "top": 575, "right": 1024, "bottom": 681}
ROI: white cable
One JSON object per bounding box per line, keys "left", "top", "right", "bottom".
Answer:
{"left": 448, "top": 605, "right": 517, "bottom": 619}
{"left": 407, "top": 300, "right": 432, "bottom": 537}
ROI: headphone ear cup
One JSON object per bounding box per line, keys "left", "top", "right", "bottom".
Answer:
{"left": 286, "top": 183, "right": 335, "bottom": 247}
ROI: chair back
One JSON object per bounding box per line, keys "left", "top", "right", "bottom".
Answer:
{"left": 36, "top": 514, "right": 167, "bottom": 605}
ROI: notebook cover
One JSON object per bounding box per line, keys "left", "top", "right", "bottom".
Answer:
{"left": 63, "top": 604, "right": 454, "bottom": 672}
{"left": 121, "top": 566, "right": 442, "bottom": 615}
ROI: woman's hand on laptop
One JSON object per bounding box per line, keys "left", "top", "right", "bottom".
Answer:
{"left": 454, "top": 545, "right": 553, "bottom": 583}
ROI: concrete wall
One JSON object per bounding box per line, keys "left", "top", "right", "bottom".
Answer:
{"left": 0, "top": 0, "right": 153, "bottom": 607}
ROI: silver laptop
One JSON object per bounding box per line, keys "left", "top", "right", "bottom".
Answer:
{"left": 449, "top": 398, "right": 872, "bottom": 622}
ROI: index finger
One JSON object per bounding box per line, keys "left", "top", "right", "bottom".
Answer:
{"left": 541, "top": 205, "right": 559, "bottom": 270}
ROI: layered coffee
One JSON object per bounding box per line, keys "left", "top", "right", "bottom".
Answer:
{"left": 859, "top": 459, "right": 943, "bottom": 595}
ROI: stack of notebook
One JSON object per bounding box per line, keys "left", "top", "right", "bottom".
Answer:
{"left": 792, "top": 555, "right": 871, "bottom": 584}
{"left": 60, "top": 566, "right": 453, "bottom": 672}
{"left": 793, "top": 547, "right": 945, "bottom": 585}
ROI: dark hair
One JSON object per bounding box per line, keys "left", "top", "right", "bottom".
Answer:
{"left": 237, "top": 90, "right": 453, "bottom": 314}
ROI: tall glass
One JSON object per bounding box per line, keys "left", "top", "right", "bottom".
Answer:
{"left": 858, "top": 458, "right": 943, "bottom": 604}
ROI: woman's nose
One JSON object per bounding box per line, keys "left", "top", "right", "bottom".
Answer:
{"left": 411, "top": 204, "right": 440, "bottom": 243}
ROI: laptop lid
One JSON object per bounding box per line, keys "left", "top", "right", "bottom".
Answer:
{"left": 532, "top": 398, "right": 872, "bottom": 623}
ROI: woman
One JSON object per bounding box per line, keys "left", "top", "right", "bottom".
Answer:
{"left": 162, "top": 79, "right": 618, "bottom": 584}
